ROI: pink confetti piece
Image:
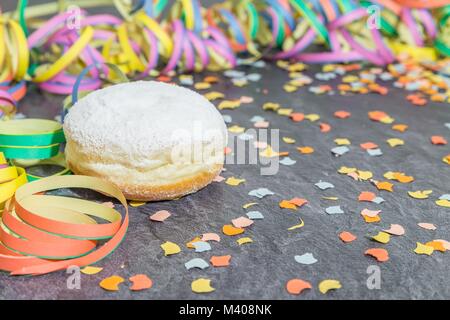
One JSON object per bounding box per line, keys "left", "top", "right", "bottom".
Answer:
{"left": 360, "top": 208, "right": 381, "bottom": 218}
{"left": 253, "top": 141, "right": 268, "bottom": 149}
{"left": 347, "top": 172, "right": 359, "bottom": 180}
{"left": 201, "top": 233, "right": 221, "bottom": 242}
{"left": 254, "top": 121, "right": 269, "bottom": 128}
{"left": 435, "top": 239, "right": 450, "bottom": 250}
{"left": 240, "top": 96, "right": 254, "bottom": 103}
{"left": 150, "top": 210, "right": 171, "bottom": 222}
{"left": 383, "top": 224, "right": 405, "bottom": 236}
{"left": 418, "top": 223, "right": 436, "bottom": 230}
{"left": 213, "top": 175, "right": 225, "bottom": 182}
{"left": 231, "top": 216, "right": 254, "bottom": 228}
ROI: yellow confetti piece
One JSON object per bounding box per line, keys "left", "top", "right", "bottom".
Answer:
{"left": 318, "top": 279, "right": 341, "bottom": 294}
{"left": 288, "top": 218, "right": 304, "bottom": 230}
{"left": 218, "top": 100, "right": 241, "bottom": 110}
{"left": 414, "top": 242, "right": 434, "bottom": 255}
{"left": 386, "top": 138, "right": 404, "bottom": 147}
{"left": 338, "top": 166, "right": 357, "bottom": 174}
{"left": 259, "top": 146, "right": 280, "bottom": 158}
{"left": 228, "top": 125, "right": 245, "bottom": 133}
{"left": 99, "top": 275, "right": 124, "bottom": 291}
{"left": 237, "top": 237, "right": 253, "bottom": 245}
{"left": 408, "top": 190, "right": 432, "bottom": 199}
{"left": 383, "top": 171, "right": 396, "bottom": 180}
{"left": 262, "top": 102, "right": 280, "bottom": 111}
{"left": 191, "top": 278, "right": 215, "bottom": 293}
{"left": 357, "top": 170, "right": 373, "bottom": 181}
{"left": 342, "top": 75, "right": 359, "bottom": 83}
{"left": 304, "top": 113, "right": 320, "bottom": 122}
{"left": 277, "top": 108, "right": 293, "bottom": 116}
{"left": 233, "top": 79, "right": 248, "bottom": 87}
{"left": 379, "top": 116, "right": 395, "bottom": 124}
{"left": 372, "top": 231, "right": 390, "bottom": 244}
{"left": 282, "top": 137, "right": 296, "bottom": 144}
{"left": 376, "top": 181, "right": 394, "bottom": 192}
{"left": 225, "top": 177, "right": 246, "bottom": 186}
{"left": 161, "top": 241, "right": 181, "bottom": 256}
{"left": 334, "top": 138, "right": 351, "bottom": 145}
{"left": 194, "top": 82, "right": 211, "bottom": 90}
{"left": 288, "top": 62, "right": 306, "bottom": 71}
{"left": 129, "top": 201, "right": 146, "bottom": 207}
{"left": 322, "top": 196, "right": 339, "bottom": 200}
{"left": 204, "top": 91, "right": 224, "bottom": 101}
{"left": 436, "top": 199, "right": 450, "bottom": 208}
{"left": 81, "top": 266, "right": 103, "bottom": 275}
{"left": 243, "top": 202, "right": 257, "bottom": 209}
{"left": 283, "top": 84, "right": 298, "bottom": 93}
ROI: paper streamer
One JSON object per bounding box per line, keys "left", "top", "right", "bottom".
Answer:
{"left": 0, "top": 152, "right": 27, "bottom": 212}
{"left": 0, "top": 175, "right": 129, "bottom": 276}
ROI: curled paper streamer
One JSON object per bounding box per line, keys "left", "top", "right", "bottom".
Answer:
{"left": 0, "top": 152, "right": 27, "bottom": 212}
{"left": 0, "top": 175, "right": 129, "bottom": 276}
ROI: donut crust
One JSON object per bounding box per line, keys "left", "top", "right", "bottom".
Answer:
{"left": 67, "top": 158, "right": 223, "bottom": 201}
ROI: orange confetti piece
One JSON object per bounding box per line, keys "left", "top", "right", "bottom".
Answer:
{"left": 210, "top": 255, "right": 231, "bottom": 267}
{"left": 297, "top": 146, "right": 314, "bottom": 154}
{"left": 288, "top": 198, "right": 308, "bottom": 207}
{"left": 365, "top": 248, "right": 389, "bottom": 262}
{"left": 186, "top": 236, "right": 202, "bottom": 249}
{"left": 360, "top": 142, "right": 378, "bottom": 150}
{"left": 358, "top": 191, "right": 376, "bottom": 202}
{"left": 363, "top": 215, "right": 381, "bottom": 223}
{"left": 368, "top": 110, "right": 388, "bottom": 122}
{"left": 392, "top": 124, "right": 408, "bottom": 132}
{"left": 334, "top": 110, "right": 351, "bottom": 119}
{"left": 425, "top": 241, "right": 446, "bottom": 252}
{"left": 376, "top": 181, "right": 394, "bottom": 192}
{"left": 319, "top": 122, "right": 331, "bottom": 133}
{"left": 149, "top": 210, "right": 171, "bottom": 222}
{"left": 339, "top": 231, "right": 357, "bottom": 243}
{"left": 279, "top": 200, "right": 297, "bottom": 210}
{"left": 290, "top": 112, "right": 304, "bottom": 122}
{"left": 431, "top": 136, "right": 447, "bottom": 145}
{"left": 286, "top": 279, "right": 312, "bottom": 295}
{"left": 222, "top": 224, "right": 244, "bottom": 236}
{"left": 99, "top": 275, "right": 125, "bottom": 291}
{"left": 129, "top": 274, "right": 153, "bottom": 291}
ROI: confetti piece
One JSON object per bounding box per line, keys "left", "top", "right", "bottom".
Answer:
{"left": 297, "top": 146, "right": 314, "bottom": 154}
{"left": 339, "top": 231, "right": 357, "bottom": 243}
{"left": 372, "top": 197, "right": 385, "bottom": 204}
{"left": 194, "top": 82, "right": 211, "bottom": 90}
{"left": 280, "top": 157, "right": 296, "bottom": 166}
{"left": 363, "top": 215, "right": 381, "bottom": 223}
{"left": 425, "top": 241, "right": 446, "bottom": 252}
{"left": 365, "top": 248, "right": 389, "bottom": 262}
{"left": 325, "top": 206, "right": 344, "bottom": 215}
{"left": 192, "top": 241, "right": 212, "bottom": 253}
{"left": 129, "top": 274, "right": 153, "bottom": 291}
{"left": 288, "top": 198, "right": 308, "bottom": 207}
{"left": 318, "top": 280, "right": 341, "bottom": 294}
{"left": 254, "top": 121, "right": 269, "bottom": 128}
{"left": 305, "top": 114, "right": 320, "bottom": 122}
{"left": 129, "top": 201, "right": 146, "bottom": 207}
{"left": 334, "top": 138, "right": 351, "bottom": 145}
{"left": 394, "top": 173, "right": 414, "bottom": 183}
{"left": 288, "top": 219, "right": 304, "bottom": 230}
{"left": 225, "top": 177, "right": 246, "bottom": 186}
{"left": 383, "top": 224, "right": 405, "bottom": 236}
{"left": 408, "top": 190, "right": 432, "bottom": 199}
{"left": 315, "top": 181, "right": 334, "bottom": 190}
{"left": 361, "top": 208, "right": 381, "bottom": 218}
{"left": 210, "top": 255, "right": 231, "bottom": 267}
{"left": 240, "top": 96, "right": 254, "bottom": 103}
{"left": 228, "top": 125, "right": 245, "bottom": 134}
{"left": 279, "top": 200, "right": 297, "bottom": 210}
{"left": 262, "top": 102, "right": 280, "bottom": 111}
{"left": 150, "top": 210, "right": 171, "bottom": 222}
{"left": 436, "top": 199, "right": 450, "bottom": 207}
{"left": 290, "top": 113, "right": 305, "bottom": 122}
{"left": 371, "top": 232, "right": 390, "bottom": 244}
{"left": 418, "top": 223, "right": 436, "bottom": 230}
{"left": 191, "top": 278, "right": 215, "bottom": 293}
{"left": 376, "top": 181, "right": 394, "bottom": 192}
{"left": 387, "top": 138, "right": 404, "bottom": 147}
{"left": 246, "top": 211, "right": 264, "bottom": 220}
{"left": 294, "top": 253, "right": 317, "bottom": 265}
{"left": 392, "top": 124, "right": 408, "bottom": 132}
{"left": 320, "top": 123, "right": 331, "bottom": 133}
{"left": 204, "top": 91, "right": 225, "bottom": 101}
{"left": 218, "top": 100, "right": 241, "bottom": 110}
{"left": 213, "top": 175, "right": 225, "bottom": 182}
{"left": 331, "top": 146, "right": 350, "bottom": 156}
{"left": 358, "top": 191, "right": 376, "bottom": 202}
{"left": 357, "top": 170, "right": 373, "bottom": 180}
{"left": 431, "top": 136, "right": 447, "bottom": 145}
{"left": 338, "top": 166, "right": 357, "bottom": 174}
{"left": 248, "top": 188, "right": 274, "bottom": 198}
{"left": 81, "top": 266, "right": 103, "bottom": 275}
{"left": 259, "top": 146, "right": 280, "bottom": 158}
{"left": 185, "top": 258, "right": 209, "bottom": 270}
{"left": 186, "top": 236, "right": 202, "bottom": 249}
{"left": 286, "top": 279, "right": 312, "bottom": 295}
{"left": 282, "top": 137, "right": 296, "bottom": 144}
{"left": 223, "top": 224, "right": 244, "bottom": 236}
{"left": 232, "top": 217, "right": 254, "bottom": 228}
{"left": 414, "top": 242, "right": 434, "bottom": 255}
{"left": 334, "top": 110, "right": 351, "bottom": 119}
{"left": 323, "top": 196, "right": 339, "bottom": 200}
{"left": 278, "top": 108, "right": 293, "bottom": 116}
{"left": 161, "top": 241, "right": 181, "bottom": 256}
{"left": 435, "top": 239, "right": 450, "bottom": 250}
{"left": 237, "top": 237, "right": 253, "bottom": 245}
{"left": 201, "top": 233, "right": 221, "bottom": 242}
{"left": 243, "top": 202, "right": 257, "bottom": 209}
{"left": 99, "top": 275, "right": 124, "bottom": 291}
{"left": 360, "top": 142, "right": 378, "bottom": 150}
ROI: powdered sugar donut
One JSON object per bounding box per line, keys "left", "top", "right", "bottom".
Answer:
{"left": 63, "top": 81, "right": 227, "bottom": 201}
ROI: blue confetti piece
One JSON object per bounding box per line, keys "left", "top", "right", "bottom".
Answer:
{"left": 184, "top": 258, "right": 209, "bottom": 270}
{"left": 279, "top": 157, "right": 296, "bottom": 166}
{"left": 294, "top": 253, "right": 318, "bottom": 265}
{"left": 367, "top": 148, "right": 383, "bottom": 156}
{"left": 192, "top": 241, "right": 212, "bottom": 253}
{"left": 246, "top": 211, "right": 264, "bottom": 220}
{"left": 372, "top": 196, "right": 385, "bottom": 204}
{"left": 439, "top": 194, "right": 450, "bottom": 200}
{"left": 248, "top": 188, "right": 275, "bottom": 198}
{"left": 325, "top": 206, "right": 344, "bottom": 215}
{"left": 315, "top": 181, "right": 334, "bottom": 190}
{"left": 331, "top": 146, "right": 350, "bottom": 157}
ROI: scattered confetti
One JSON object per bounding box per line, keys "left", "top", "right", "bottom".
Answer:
{"left": 383, "top": 224, "right": 405, "bottom": 236}
{"left": 223, "top": 225, "right": 245, "bottom": 236}
{"left": 418, "top": 223, "right": 436, "bottom": 231}
{"left": 280, "top": 157, "right": 297, "bottom": 166}
{"left": 81, "top": 266, "right": 103, "bottom": 275}
{"left": 431, "top": 136, "right": 447, "bottom": 145}
{"left": 192, "top": 241, "right": 212, "bottom": 253}
{"left": 129, "top": 201, "right": 146, "bottom": 207}
{"left": 358, "top": 191, "right": 376, "bottom": 202}
{"left": 386, "top": 138, "right": 404, "bottom": 147}
{"left": 150, "top": 210, "right": 171, "bottom": 222}
{"left": 325, "top": 206, "right": 344, "bottom": 215}
{"left": 294, "top": 253, "right": 318, "bottom": 265}
{"left": 414, "top": 242, "right": 434, "bottom": 255}
{"left": 226, "top": 177, "right": 246, "bottom": 186}
{"left": 237, "top": 237, "right": 253, "bottom": 245}
{"left": 185, "top": 258, "right": 209, "bottom": 270}
{"left": 365, "top": 248, "right": 389, "bottom": 262}
{"left": 408, "top": 190, "right": 432, "bottom": 199}
{"left": 315, "top": 181, "right": 334, "bottom": 190}
{"left": 210, "top": 255, "right": 231, "bottom": 267}
{"left": 248, "top": 188, "right": 274, "bottom": 198}
{"left": 129, "top": 274, "right": 153, "bottom": 291}
{"left": 297, "top": 146, "right": 314, "bottom": 154}
{"left": 161, "top": 241, "right": 181, "bottom": 256}
{"left": 201, "top": 233, "right": 221, "bottom": 242}
{"left": 279, "top": 200, "right": 298, "bottom": 210}
{"left": 191, "top": 278, "right": 215, "bottom": 294}
{"left": 99, "top": 275, "right": 125, "bottom": 291}
{"left": 246, "top": 211, "right": 264, "bottom": 220}
{"left": 339, "top": 231, "right": 357, "bottom": 243}
{"left": 331, "top": 146, "right": 350, "bottom": 156}
{"left": 318, "top": 280, "right": 341, "bottom": 294}
{"left": 371, "top": 232, "right": 391, "bottom": 244}
{"left": 288, "top": 218, "right": 305, "bottom": 231}
{"left": 231, "top": 217, "right": 254, "bottom": 228}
